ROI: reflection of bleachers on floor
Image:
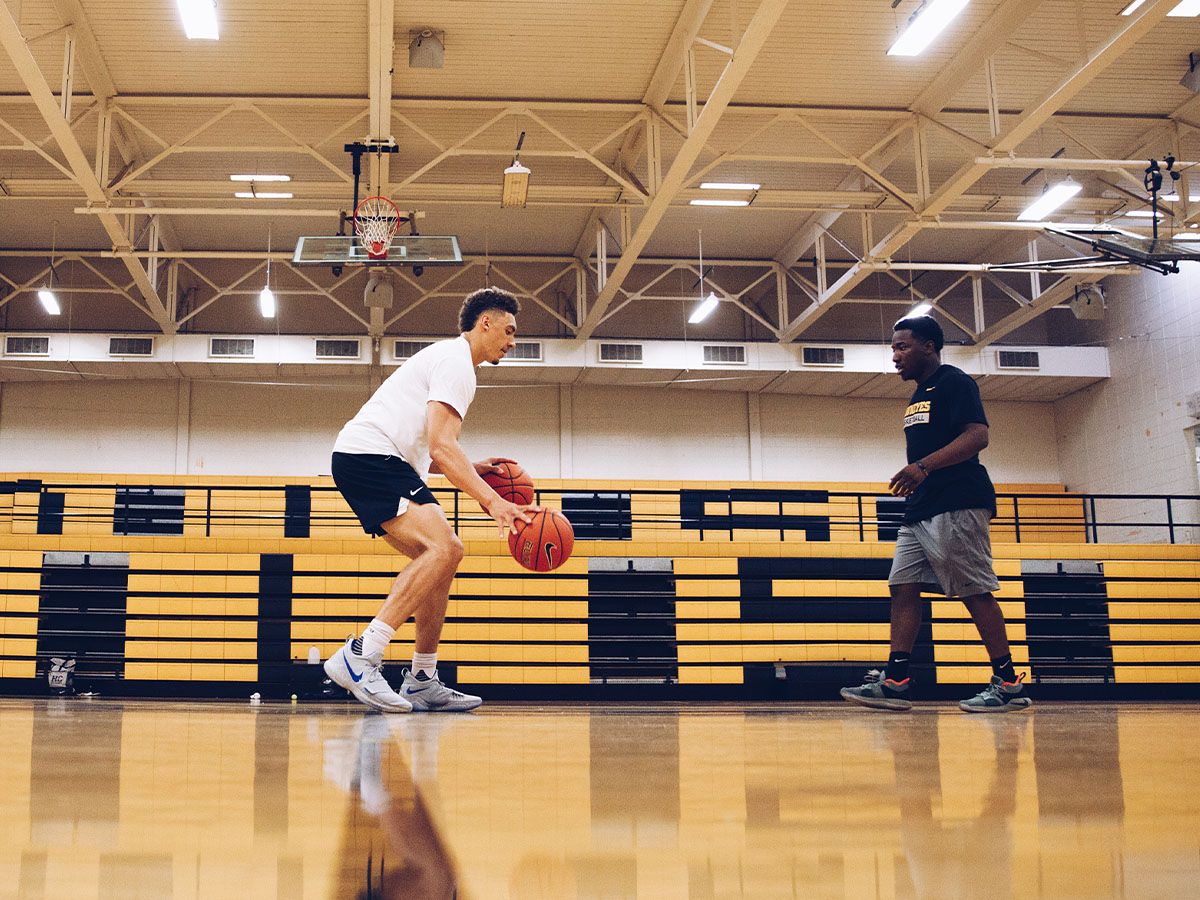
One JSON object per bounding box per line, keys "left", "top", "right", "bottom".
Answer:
{"left": 0, "top": 473, "right": 1196, "bottom": 694}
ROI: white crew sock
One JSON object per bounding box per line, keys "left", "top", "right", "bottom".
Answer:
{"left": 358, "top": 618, "right": 395, "bottom": 659}
{"left": 412, "top": 651, "right": 438, "bottom": 679}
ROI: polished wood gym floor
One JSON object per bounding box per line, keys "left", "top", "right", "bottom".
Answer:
{"left": 0, "top": 698, "right": 1197, "bottom": 899}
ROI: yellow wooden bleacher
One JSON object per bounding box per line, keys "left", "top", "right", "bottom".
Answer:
{"left": 1, "top": 472, "right": 1196, "bottom": 694}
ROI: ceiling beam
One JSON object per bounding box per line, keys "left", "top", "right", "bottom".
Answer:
{"left": 574, "top": 0, "right": 790, "bottom": 342}
{"left": 0, "top": 0, "right": 171, "bottom": 331}
{"left": 773, "top": 0, "right": 1043, "bottom": 271}
{"left": 975, "top": 273, "right": 1099, "bottom": 347}
{"left": 575, "top": 1, "right": 715, "bottom": 275}
{"left": 366, "top": 0, "right": 395, "bottom": 190}
{"left": 48, "top": 0, "right": 182, "bottom": 254}
{"left": 615, "top": 0, "right": 714, "bottom": 173}
{"left": 777, "top": 0, "right": 1175, "bottom": 344}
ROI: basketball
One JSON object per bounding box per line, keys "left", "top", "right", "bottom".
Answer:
{"left": 483, "top": 461, "right": 535, "bottom": 505}
{"left": 508, "top": 509, "right": 574, "bottom": 572}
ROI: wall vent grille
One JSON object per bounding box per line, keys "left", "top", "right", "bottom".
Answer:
{"left": 4, "top": 336, "right": 50, "bottom": 356}
{"left": 209, "top": 337, "right": 255, "bottom": 358}
{"left": 801, "top": 346, "right": 845, "bottom": 367}
{"left": 598, "top": 342, "right": 643, "bottom": 363}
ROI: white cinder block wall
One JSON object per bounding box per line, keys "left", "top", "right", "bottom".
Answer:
{"left": 0, "top": 378, "right": 1061, "bottom": 486}
{"left": 1054, "top": 262, "right": 1200, "bottom": 542}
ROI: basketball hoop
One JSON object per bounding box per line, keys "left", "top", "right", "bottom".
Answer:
{"left": 354, "top": 196, "right": 401, "bottom": 260}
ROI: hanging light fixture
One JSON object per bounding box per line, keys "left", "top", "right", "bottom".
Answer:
{"left": 260, "top": 225, "right": 276, "bottom": 318}
{"left": 1018, "top": 176, "right": 1082, "bottom": 221}
{"left": 502, "top": 131, "right": 530, "bottom": 208}
{"left": 688, "top": 230, "right": 720, "bottom": 324}
{"left": 40, "top": 224, "right": 61, "bottom": 315}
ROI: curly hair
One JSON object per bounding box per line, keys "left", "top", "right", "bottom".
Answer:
{"left": 458, "top": 287, "right": 521, "bottom": 332}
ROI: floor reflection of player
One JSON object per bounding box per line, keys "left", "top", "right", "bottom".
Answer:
{"left": 881, "top": 715, "right": 1025, "bottom": 899}
{"left": 324, "top": 716, "right": 458, "bottom": 900}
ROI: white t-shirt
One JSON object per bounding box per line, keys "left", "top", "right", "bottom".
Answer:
{"left": 333, "top": 336, "right": 477, "bottom": 478}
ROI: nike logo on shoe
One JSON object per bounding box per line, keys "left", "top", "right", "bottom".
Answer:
{"left": 343, "top": 655, "right": 364, "bottom": 683}
{"left": 404, "top": 686, "right": 423, "bottom": 695}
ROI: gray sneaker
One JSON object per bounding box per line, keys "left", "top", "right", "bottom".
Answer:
{"left": 840, "top": 668, "right": 913, "bottom": 711}
{"left": 400, "top": 668, "right": 482, "bottom": 712}
{"left": 324, "top": 637, "right": 412, "bottom": 713}
{"left": 960, "top": 674, "right": 1032, "bottom": 713}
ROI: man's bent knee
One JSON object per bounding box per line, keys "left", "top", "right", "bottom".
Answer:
{"left": 432, "top": 533, "right": 464, "bottom": 569}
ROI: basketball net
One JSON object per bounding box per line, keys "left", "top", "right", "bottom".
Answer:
{"left": 354, "top": 196, "right": 401, "bottom": 260}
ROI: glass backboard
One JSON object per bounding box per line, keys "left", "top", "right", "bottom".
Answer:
{"left": 293, "top": 235, "right": 463, "bottom": 266}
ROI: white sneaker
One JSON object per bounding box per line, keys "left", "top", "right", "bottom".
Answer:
{"left": 324, "top": 637, "right": 412, "bottom": 713}
{"left": 400, "top": 667, "right": 482, "bottom": 712}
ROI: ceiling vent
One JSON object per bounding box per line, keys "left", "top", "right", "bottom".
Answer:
{"left": 801, "top": 346, "right": 845, "bottom": 367}
{"left": 4, "top": 335, "right": 50, "bottom": 356}
{"left": 504, "top": 340, "right": 543, "bottom": 362}
{"left": 394, "top": 339, "right": 434, "bottom": 361}
{"left": 208, "top": 337, "right": 255, "bottom": 358}
{"left": 108, "top": 336, "right": 154, "bottom": 357}
{"left": 997, "top": 349, "right": 1040, "bottom": 370}
{"left": 702, "top": 344, "right": 747, "bottom": 365}
{"left": 315, "top": 338, "right": 361, "bottom": 359}
{"left": 598, "top": 342, "right": 643, "bottom": 363}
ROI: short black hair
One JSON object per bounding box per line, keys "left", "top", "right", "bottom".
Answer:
{"left": 458, "top": 287, "right": 521, "bottom": 333}
{"left": 893, "top": 314, "right": 944, "bottom": 352}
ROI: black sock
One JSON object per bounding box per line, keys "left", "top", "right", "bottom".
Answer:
{"left": 886, "top": 652, "right": 911, "bottom": 682}
{"left": 991, "top": 654, "right": 1016, "bottom": 683}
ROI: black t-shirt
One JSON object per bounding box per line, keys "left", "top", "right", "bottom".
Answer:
{"left": 902, "top": 364, "right": 996, "bottom": 524}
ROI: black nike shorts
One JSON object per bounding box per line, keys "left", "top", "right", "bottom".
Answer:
{"left": 331, "top": 451, "right": 440, "bottom": 537}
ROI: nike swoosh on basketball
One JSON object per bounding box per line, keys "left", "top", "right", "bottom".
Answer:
{"left": 343, "top": 656, "right": 364, "bottom": 683}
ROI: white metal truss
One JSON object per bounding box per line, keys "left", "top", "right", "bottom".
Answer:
{"left": 1, "top": 1, "right": 1197, "bottom": 348}
{"left": 0, "top": 1, "right": 172, "bottom": 331}
{"left": 776, "top": 0, "right": 1180, "bottom": 345}
{"left": 573, "top": 0, "right": 791, "bottom": 341}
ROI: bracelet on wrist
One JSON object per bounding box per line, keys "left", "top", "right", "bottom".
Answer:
{"left": 916, "top": 461, "right": 930, "bottom": 475}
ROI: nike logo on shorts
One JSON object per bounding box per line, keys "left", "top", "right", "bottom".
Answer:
{"left": 410, "top": 487, "right": 422, "bottom": 496}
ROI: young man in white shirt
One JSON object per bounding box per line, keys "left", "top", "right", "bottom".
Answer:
{"left": 325, "top": 287, "right": 535, "bottom": 712}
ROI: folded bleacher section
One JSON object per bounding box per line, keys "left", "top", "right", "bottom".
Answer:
{"left": 1, "top": 474, "right": 1197, "bottom": 698}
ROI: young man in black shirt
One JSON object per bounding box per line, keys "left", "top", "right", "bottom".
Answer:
{"left": 841, "top": 315, "right": 1031, "bottom": 713}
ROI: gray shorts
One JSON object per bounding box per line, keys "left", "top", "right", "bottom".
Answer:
{"left": 888, "top": 508, "right": 1000, "bottom": 598}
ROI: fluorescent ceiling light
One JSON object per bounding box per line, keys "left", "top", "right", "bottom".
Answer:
{"left": 258, "top": 287, "right": 276, "bottom": 318}
{"left": 1124, "top": 210, "right": 1163, "bottom": 218}
{"left": 1017, "top": 179, "right": 1082, "bottom": 221}
{"left": 1174, "top": 233, "right": 1200, "bottom": 241}
{"left": 176, "top": 0, "right": 219, "bottom": 39}
{"left": 234, "top": 191, "right": 293, "bottom": 199}
{"left": 37, "top": 289, "right": 61, "bottom": 315}
{"left": 1119, "top": 0, "right": 1198, "bottom": 13}
{"left": 1160, "top": 193, "right": 1200, "bottom": 202}
{"left": 688, "top": 292, "right": 720, "bottom": 324}
{"left": 501, "top": 160, "right": 531, "bottom": 208}
{"left": 229, "top": 174, "right": 291, "bottom": 182}
{"left": 887, "top": 0, "right": 970, "bottom": 57}
{"left": 699, "top": 182, "right": 761, "bottom": 191}
{"left": 907, "top": 303, "right": 933, "bottom": 317}
{"left": 689, "top": 198, "right": 750, "bottom": 207}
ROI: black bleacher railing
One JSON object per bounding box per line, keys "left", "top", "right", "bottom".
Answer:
{"left": 2, "top": 481, "right": 1197, "bottom": 545}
